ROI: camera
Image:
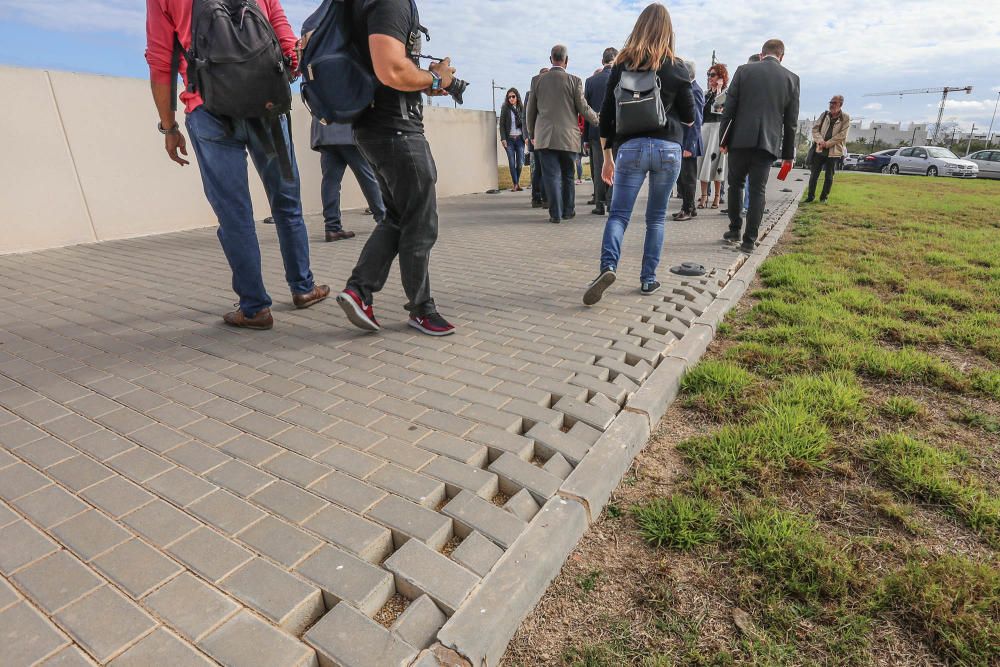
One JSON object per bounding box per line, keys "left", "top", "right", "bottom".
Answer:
{"left": 418, "top": 55, "right": 468, "bottom": 105}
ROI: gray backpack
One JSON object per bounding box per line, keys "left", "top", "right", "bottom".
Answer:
{"left": 614, "top": 69, "right": 668, "bottom": 136}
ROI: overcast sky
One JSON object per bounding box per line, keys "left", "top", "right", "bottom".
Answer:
{"left": 2, "top": 0, "right": 998, "bottom": 132}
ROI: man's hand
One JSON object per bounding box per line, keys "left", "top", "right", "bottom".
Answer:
{"left": 683, "top": 150, "right": 692, "bottom": 158}
{"left": 429, "top": 57, "right": 455, "bottom": 90}
{"left": 602, "top": 157, "right": 615, "bottom": 186}
{"left": 501, "top": 140, "right": 508, "bottom": 149}
{"left": 165, "top": 131, "right": 190, "bottom": 166}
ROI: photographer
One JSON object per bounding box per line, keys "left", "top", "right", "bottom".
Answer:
{"left": 336, "top": 0, "right": 457, "bottom": 336}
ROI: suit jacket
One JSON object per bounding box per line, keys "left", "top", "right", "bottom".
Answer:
{"left": 720, "top": 57, "right": 800, "bottom": 160}
{"left": 683, "top": 80, "right": 705, "bottom": 157}
{"left": 583, "top": 66, "right": 612, "bottom": 141}
{"left": 812, "top": 111, "right": 851, "bottom": 157}
{"left": 526, "top": 67, "right": 599, "bottom": 153}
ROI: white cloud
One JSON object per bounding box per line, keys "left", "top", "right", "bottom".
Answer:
{"left": 863, "top": 103, "right": 883, "bottom": 110}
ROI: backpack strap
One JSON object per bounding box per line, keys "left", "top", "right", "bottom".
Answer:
{"left": 248, "top": 115, "right": 295, "bottom": 182}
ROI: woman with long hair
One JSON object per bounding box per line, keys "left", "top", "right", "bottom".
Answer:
{"left": 498, "top": 87, "right": 527, "bottom": 191}
{"left": 583, "top": 2, "right": 695, "bottom": 305}
{"left": 697, "top": 62, "right": 728, "bottom": 208}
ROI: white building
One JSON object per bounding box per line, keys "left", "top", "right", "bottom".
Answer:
{"left": 799, "top": 118, "right": 930, "bottom": 147}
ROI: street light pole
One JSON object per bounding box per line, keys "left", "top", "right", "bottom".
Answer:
{"left": 491, "top": 79, "right": 505, "bottom": 118}
{"left": 966, "top": 122, "right": 976, "bottom": 156}
{"left": 987, "top": 91, "right": 1000, "bottom": 148}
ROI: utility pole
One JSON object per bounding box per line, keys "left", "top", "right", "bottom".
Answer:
{"left": 711, "top": 50, "right": 717, "bottom": 66}
{"left": 965, "top": 123, "right": 976, "bottom": 156}
{"left": 491, "top": 79, "right": 505, "bottom": 119}
{"left": 911, "top": 125, "right": 918, "bottom": 146}
{"left": 987, "top": 91, "right": 1000, "bottom": 148}
{"left": 872, "top": 126, "right": 879, "bottom": 149}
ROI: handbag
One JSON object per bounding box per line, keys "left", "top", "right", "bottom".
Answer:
{"left": 614, "top": 69, "right": 669, "bottom": 136}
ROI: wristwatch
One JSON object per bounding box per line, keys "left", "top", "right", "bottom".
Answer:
{"left": 158, "top": 121, "right": 181, "bottom": 135}
{"left": 428, "top": 70, "right": 442, "bottom": 91}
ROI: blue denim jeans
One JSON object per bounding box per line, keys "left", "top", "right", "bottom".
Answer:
{"left": 186, "top": 107, "right": 315, "bottom": 317}
{"left": 504, "top": 136, "right": 525, "bottom": 186}
{"left": 319, "top": 144, "right": 386, "bottom": 232}
{"left": 600, "top": 138, "right": 682, "bottom": 284}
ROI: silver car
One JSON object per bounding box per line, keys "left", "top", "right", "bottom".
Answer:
{"left": 888, "top": 146, "right": 978, "bottom": 178}
{"left": 964, "top": 150, "right": 1000, "bottom": 180}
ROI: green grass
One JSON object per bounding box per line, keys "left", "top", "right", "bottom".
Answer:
{"left": 880, "top": 396, "right": 924, "bottom": 421}
{"left": 632, "top": 495, "right": 720, "bottom": 550}
{"left": 680, "top": 360, "right": 757, "bottom": 417}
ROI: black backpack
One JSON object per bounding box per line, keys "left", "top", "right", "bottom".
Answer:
{"left": 614, "top": 69, "right": 669, "bottom": 136}
{"left": 172, "top": 0, "right": 295, "bottom": 176}
{"left": 298, "top": 0, "right": 420, "bottom": 125}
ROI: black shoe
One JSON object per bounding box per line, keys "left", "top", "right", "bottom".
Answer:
{"left": 262, "top": 217, "right": 275, "bottom": 224}
{"left": 640, "top": 281, "right": 661, "bottom": 295}
{"left": 408, "top": 312, "right": 455, "bottom": 336}
{"left": 672, "top": 211, "right": 692, "bottom": 221}
{"left": 804, "top": 196, "right": 815, "bottom": 203}
{"left": 586, "top": 197, "right": 595, "bottom": 205}
{"left": 739, "top": 241, "right": 755, "bottom": 254}
{"left": 723, "top": 230, "right": 741, "bottom": 243}
{"left": 549, "top": 217, "right": 561, "bottom": 224}
{"left": 532, "top": 200, "right": 544, "bottom": 208}
{"left": 564, "top": 211, "right": 576, "bottom": 220}
{"left": 583, "top": 269, "right": 616, "bottom": 306}
{"left": 819, "top": 198, "right": 827, "bottom": 203}
{"left": 591, "top": 205, "right": 606, "bottom": 215}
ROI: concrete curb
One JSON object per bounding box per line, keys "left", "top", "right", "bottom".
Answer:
{"left": 432, "top": 496, "right": 589, "bottom": 667}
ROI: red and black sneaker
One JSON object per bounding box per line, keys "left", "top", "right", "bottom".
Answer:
{"left": 336, "top": 289, "right": 380, "bottom": 332}
{"left": 408, "top": 312, "right": 455, "bottom": 336}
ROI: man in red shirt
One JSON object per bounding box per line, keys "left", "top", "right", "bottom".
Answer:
{"left": 145, "top": 0, "right": 328, "bottom": 330}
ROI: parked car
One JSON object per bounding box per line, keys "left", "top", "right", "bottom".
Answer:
{"left": 964, "top": 150, "right": 1000, "bottom": 179}
{"left": 842, "top": 153, "right": 863, "bottom": 170}
{"left": 856, "top": 149, "right": 898, "bottom": 173}
{"left": 888, "top": 146, "right": 978, "bottom": 178}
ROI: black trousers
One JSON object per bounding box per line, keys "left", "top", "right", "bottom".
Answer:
{"left": 588, "top": 139, "right": 610, "bottom": 206}
{"left": 350, "top": 130, "right": 438, "bottom": 317}
{"left": 538, "top": 149, "right": 576, "bottom": 220}
{"left": 727, "top": 148, "right": 773, "bottom": 244}
{"left": 678, "top": 156, "right": 699, "bottom": 213}
{"left": 808, "top": 156, "right": 836, "bottom": 200}
{"left": 529, "top": 148, "right": 546, "bottom": 203}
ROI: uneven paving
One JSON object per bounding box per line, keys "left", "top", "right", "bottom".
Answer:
{"left": 0, "top": 173, "right": 803, "bottom": 666}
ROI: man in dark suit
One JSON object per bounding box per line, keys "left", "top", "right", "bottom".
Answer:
{"left": 674, "top": 59, "right": 705, "bottom": 221}
{"left": 720, "top": 39, "right": 800, "bottom": 254}
{"left": 526, "top": 45, "right": 599, "bottom": 223}
{"left": 525, "top": 67, "right": 549, "bottom": 208}
{"left": 584, "top": 48, "right": 616, "bottom": 215}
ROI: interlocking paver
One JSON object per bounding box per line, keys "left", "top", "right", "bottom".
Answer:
{"left": 91, "top": 538, "right": 183, "bottom": 598}
{"left": 383, "top": 539, "right": 479, "bottom": 614}
{"left": 11, "top": 550, "right": 103, "bottom": 614}
{"left": 304, "top": 602, "right": 416, "bottom": 667}
{"left": 451, "top": 531, "right": 504, "bottom": 577}
{"left": 219, "top": 558, "right": 324, "bottom": 634}
{"left": 198, "top": 610, "right": 319, "bottom": 667}
{"left": 366, "top": 494, "right": 453, "bottom": 550}
{"left": 303, "top": 504, "right": 393, "bottom": 563}
{"left": 295, "top": 545, "right": 395, "bottom": 615}
{"left": 188, "top": 489, "right": 266, "bottom": 535}
{"left": 143, "top": 572, "right": 239, "bottom": 642}
{"left": 79, "top": 476, "right": 155, "bottom": 519}
{"left": 45, "top": 456, "right": 114, "bottom": 492}
{"left": 120, "top": 499, "right": 199, "bottom": 547}
{"left": 53, "top": 586, "right": 157, "bottom": 663}
{"left": 390, "top": 594, "right": 446, "bottom": 650}
{"left": 0, "top": 601, "right": 70, "bottom": 666}
{"left": 0, "top": 462, "right": 51, "bottom": 501}
{"left": 0, "top": 520, "right": 59, "bottom": 574}
{"left": 50, "top": 509, "right": 132, "bottom": 562}
{"left": 237, "top": 515, "right": 322, "bottom": 568}
{"left": 108, "top": 627, "right": 213, "bottom": 666}
{"left": 166, "top": 527, "right": 253, "bottom": 582}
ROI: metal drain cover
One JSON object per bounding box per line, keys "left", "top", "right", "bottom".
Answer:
{"left": 670, "top": 262, "right": 707, "bottom": 276}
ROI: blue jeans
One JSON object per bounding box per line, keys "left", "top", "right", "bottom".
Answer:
{"left": 600, "top": 138, "right": 682, "bottom": 284}
{"left": 186, "top": 107, "right": 315, "bottom": 317}
{"left": 319, "top": 144, "right": 386, "bottom": 232}
{"left": 504, "top": 136, "right": 525, "bottom": 186}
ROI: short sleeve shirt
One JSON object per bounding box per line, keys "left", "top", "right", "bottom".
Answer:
{"left": 352, "top": 0, "right": 424, "bottom": 134}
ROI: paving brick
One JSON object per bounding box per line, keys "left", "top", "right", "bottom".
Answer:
{"left": 500, "top": 397, "right": 564, "bottom": 429}
{"left": 54, "top": 586, "right": 156, "bottom": 664}
{"left": 368, "top": 464, "right": 445, "bottom": 508}
{"left": 420, "top": 456, "right": 499, "bottom": 499}
{"left": 568, "top": 373, "right": 629, "bottom": 405}
{"left": 121, "top": 500, "right": 199, "bottom": 547}
{"left": 415, "top": 409, "right": 475, "bottom": 438}
{"left": 144, "top": 468, "right": 215, "bottom": 508}
{"left": 489, "top": 453, "right": 563, "bottom": 504}
{"left": 503, "top": 488, "right": 541, "bottom": 522}
{"left": 529, "top": 376, "right": 589, "bottom": 402}
{"left": 303, "top": 505, "right": 393, "bottom": 563}
{"left": 368, "top": 438, "right": 436, "bottom": 471}
{"left": 0, "top": 574, "right": 18, "bottom": 611}
{"left": 295, "top": 545, "right": 395, "bottom": 615}
{"left": 72, "top": 430, "right": 134, "bottom": 461}
{"left": 180, "top": 418, "right": 241, "bottom": 446}
{"left": 91, "top": 538, "right": 183, "bottom": 599}
{"left": 441, "top": 490, "right": 527, "bottom": 550}
{"left": 309, "top": 470, "right": 386, "bottom": 514}
{"left": 167, "top": 527, "right": 254, "bottom": 582}
{"left": 204, "top": 459, "right": 275, "bottom": 498}
{"left": 188, "top": 489, "right": 266, "bottom": 535}
{"left": 542, "top": 452, "right": 573, "bottom": 479}
{"left": 390, "top": 594, "right": 446, "bottom": 650}
{"left": 415, "top": 431, "right": 488, "bottom": 466}
{"left": 568, "top": 421, "right": 602, "bottom": 445}
{"left": 553, "top": 396, "right": 616, "bottom": 431}
{"left": 11, "top": 550, "right": 103, "bottom": 613}
{"left": 366, "top": 495, "right": 453, "bottom": 550}
{"left": 525, "top": 423, "right": 589, "bottom": 466}
{"left": 219, "top": 433, "right": 282, "bottom": 466}
{"left": 384, "top": 539, "right": 478, "bottom": 615}
{"left": 109, "top": 627, "right": 213, "bottom": 666}
{"left": 0, "top": 601, "right": 70, "bottom": 666}
{"left": 220, "top": 558, "right": 324, "bottom": 635}
{"left": 96, "top": 409, "right": 155, "bottom": 437}
{"left": 596, "top": 356, "right": 652, "bottom": 383}
{"left": 304, "top": 602, "right": 416, "bottom": 667}
{"left": 80, "top": 476, "right": 155, "bottom": 518}
{"left": 0, "top": 419, "right": 48, "bottom": 448}
{"left": 198, "top": 610, "right": 317, "bottom": 667}
{"left": 263, "top": 451, "right": 332, "bottom": 487}
{"left": 51, "top": 510, "right": 132, "bottom": 562}
{"left": 237, "top": 515, "right": 322, "bottom": 568}
{"left": 451, "top": 531, "right": 504, "bottom": 577}
{"left": 322, "top": 418, "right": 384, "bottom": 448}
{"left": 37, "top": 645, "right": 97, "bottom": 666}
{"left": 147, "top": 403, "right": 204, "bottom": 430}
{"left": 106, "top": 448, "right": 174, "bottom": 483}
{"left": 369, "top": 414, "right": 432, "bottom": 444}
{"left": 314, "top": 443, "right": 385, "bottom": 478}
{"left": 251, "top": 480, "right": 326, "bottom": 524}
{"left": 143, "top": 573, "right": 239, "bottom": 642}
{"left": 0, "top": 462, "right": 52, "bottom": 501}
{"left": 466, "top": 424, "right": 534, "bottom": 462}
{"left": 15, "top": 437, "right": 78, "bottom": 469}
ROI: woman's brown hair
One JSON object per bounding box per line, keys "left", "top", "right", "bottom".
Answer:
{"left": 504, "top": 87, "right": 523, "bottom": 110}
{"left": 708, "top": 63, "right": 729, "bottom": 88}
{"left": 615, "top": 3, "right": 676, "bottom": 71}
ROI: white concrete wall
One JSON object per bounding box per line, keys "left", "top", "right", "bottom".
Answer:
{"left": 0, "top": 66, "right": 498, "bottom": 255}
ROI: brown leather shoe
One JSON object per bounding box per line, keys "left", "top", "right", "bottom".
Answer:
{"left": 325, "top": 230, "right": 356, "bottom": 242}
{"left": 223, "top": 308, "right": 273, "bottom": 330}
{"left": 292, "top": 284, "right": 330, "bottom": 309}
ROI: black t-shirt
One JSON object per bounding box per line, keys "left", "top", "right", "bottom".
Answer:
{"left": 352, "top": 0, "right": 424, "bottom": 134}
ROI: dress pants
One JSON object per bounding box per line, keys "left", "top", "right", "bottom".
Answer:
{"left": 319, "top": 145, "right": 386, "bottom": 232}
{"left": 588, "top": 139, "right": 611, "bottom": 207}
{"left": 726, "top": 148, "right": 774, "bottom": 245}
{"left": 808, "top": 155, "right": 836, "bottom": 200}
{"left": 677, "top": 156, "right": 698, "bottom": 213}
{"left": 538, "top": 149, "right": 576, "bottom": 220}
{"left": 529, "top": 147, "right": 546, "bottom": 203}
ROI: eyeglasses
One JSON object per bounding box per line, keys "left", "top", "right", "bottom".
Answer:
{"left": 707, "top": 72, "right": 719, "bottom": 78}
{"left": 829, "top": 101, "right": 841, "bottom": 105}
{"left": 507, "top": 95, "right": 517, "bottom": 99}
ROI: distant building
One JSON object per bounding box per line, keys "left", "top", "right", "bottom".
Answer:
{"left": 799, "top": 118, "right": 930, "bottom": 147}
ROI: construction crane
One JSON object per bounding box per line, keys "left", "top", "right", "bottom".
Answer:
{"left": 863, "top": 86, "right": 973, "bottom": 144}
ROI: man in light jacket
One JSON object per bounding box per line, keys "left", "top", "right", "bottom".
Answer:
{"left": 526, "top": 45, "right": 600, "bottom": 223}
{"left": 806, "top": 96, "right": 850, "bottom": 203}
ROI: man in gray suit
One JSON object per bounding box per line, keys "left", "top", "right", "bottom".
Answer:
{"left": 526, "top": 45, "right": 600, "bottom": 223}
{"left": 311, "top": 118, "right": 386, "bottom": 242}
{"left": 720, "top": 39, "right": 799, "bottom": 253}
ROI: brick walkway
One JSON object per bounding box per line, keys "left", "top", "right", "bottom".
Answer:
{"left": 0, "top": 177, "right": 801, "bottom": 666}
